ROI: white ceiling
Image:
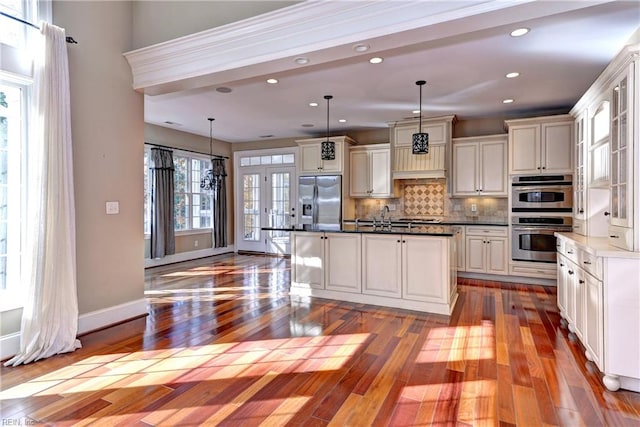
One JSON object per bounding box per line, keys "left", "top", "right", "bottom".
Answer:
{"left": 142, "top": 1, "right": 640, "bottom": 143}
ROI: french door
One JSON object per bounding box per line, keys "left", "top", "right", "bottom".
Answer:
{"left": 236, "top": 165, "right": 296, "bottom": 254}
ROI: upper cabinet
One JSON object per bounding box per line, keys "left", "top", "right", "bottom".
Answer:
{"left": 389, "top": 116, "right": 455, "bottom": 179}
{"left": 452, "top": 135, "right": 507, "bottom": 197}
{"left": 505, "top": 115, "right": 573, "bottom": 175}
{"left": 296, "top": 136, "right": 355, "bottom": 175}
{"left": 349, "top": 144, "right": 394, "bottom": 198}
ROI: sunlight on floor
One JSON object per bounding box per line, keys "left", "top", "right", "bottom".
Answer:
{"left": 0, "top": 334, "right": 370, "bottom": 400}
{"left": 417, "top": 322, "right": 495, "bottom": 363}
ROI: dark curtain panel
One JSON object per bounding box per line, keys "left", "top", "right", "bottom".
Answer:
{"left": 211, "top": 158, "right": 227, "bottom": 248}
{"left": 150, "top": 148, "right": 175, "bottom": 258}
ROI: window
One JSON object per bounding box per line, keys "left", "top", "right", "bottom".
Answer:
{"left": 144, "top": 148, "right": 213, "bottom": 233}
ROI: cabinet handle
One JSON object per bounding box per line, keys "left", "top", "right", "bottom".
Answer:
{"left": 583, "top": 261, "right": 592, "bottom": 265}
{"left": 579, "top": 280, "right": 585, "bottom": 284}
{"left": 560, "top": 263, "right": 565, "bottom": 267}
{"left": 568, "top": 270, "right": 574, "bottom": 275}
{"left": 542, "top": 166, "right": 546, "bottom": 170}
{"left": 537, "top": 166, "right": 541, "bottom": 170}
{"left": 402, "top": 240, "right": 406, "bottom": 243}
{"left": 610, "top": 235, "right": 620, "bottom": 239}
{"left": 567, "top": 250, "right": 574, "bottom": 254}
{"left": 397, "top": 239, "right": 401, "bottom": 243}
{"left": 579, "top": 209, "right": 584, "bottom": 214}
{"left": 604, "top": 211, "right": 610, "bottom": 216}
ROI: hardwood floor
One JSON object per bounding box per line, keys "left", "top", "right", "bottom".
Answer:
{"left": 1, "top": 254, "right": 639, "bottom": 426}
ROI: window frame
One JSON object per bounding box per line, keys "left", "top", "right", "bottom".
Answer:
{"left": 144, "top": 146, "right": 214, "bottom": 236}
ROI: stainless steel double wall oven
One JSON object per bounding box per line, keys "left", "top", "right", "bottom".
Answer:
{"left": 511, "top": 174, "right": 573, "bottom": 263}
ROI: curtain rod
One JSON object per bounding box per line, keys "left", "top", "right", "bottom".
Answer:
{"left": 0, "top": 11, "right": 78, "bottom": 44}
{"left": 145, "top": 142, "right": 229, "bottom": 160}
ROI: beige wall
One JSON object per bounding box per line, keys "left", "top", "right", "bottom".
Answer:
{"left": 131, "top": 1, "right": 299, "bottom": 50}
{"left": 54, "top": 1, "right": 145, "bottom": 315}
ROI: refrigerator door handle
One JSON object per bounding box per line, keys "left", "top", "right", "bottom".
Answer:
{"left": 312, "top": 181, "right": 319, "bottom": 224}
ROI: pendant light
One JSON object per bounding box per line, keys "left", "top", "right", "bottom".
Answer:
{"left": 321, "top": 95, "right": 336, "bottom": 161}
{"left": 200, "top": 117, "right": 215, "bottom": 190}
{"left": 412, "top": 80, "right": 429, "bottom": 155}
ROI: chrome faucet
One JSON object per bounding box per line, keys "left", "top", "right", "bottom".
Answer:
{"left": 379, "top": 205, "right": 391, "bottom": 230}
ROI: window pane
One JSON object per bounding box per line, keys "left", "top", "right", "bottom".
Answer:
{"left": 0, "top": 1, "right": 27, "bottom": 48}
{"left": 243, "top": 174, "right": 260, "bottom": 241}
{"left": 283, "top": 154, "right": 294, "bottom": 164}
{"left": 174, "top": 193, "right": 188, "bottom": 230}
{"left": 240, "top": 157, "right": 250, "bottom": 166}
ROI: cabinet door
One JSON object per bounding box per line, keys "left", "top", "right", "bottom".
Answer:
{"left": 574, "top": 269, "right": 586, "bottom": 340}
{"left": 465, "top": 236, "right": 486, "bottom": 273}
{"left": 370, "top": 149, "right": 391, "bottom": 197}
{"left": 565, "top": 263, "right": 576, "bottom": 327}
{"left": 557, "top": 257, "right": 567, "bottom": 317}
{"left": 299, "top": 144, "right": 321, "bottom": 173}
{"left": 292, "top": 232, "right": 324, "bottom": 289}
{"left": 479, "top": 140, "right": 507, "bottom": 196}
{"left": 509, "top": 125, "right": 540, "bottom": 174}
{"left": 542, "top": 122, "right": 573, "bottom": 173}
{"left": 324, "top": 233, "right": 361, "bottom": 293}
{"left": 394, "top": 124, "right": 419, "bottom": 147}
{"left": 486, "top": 237, "right": 508, "bottom": 275}
{"left": 453, "top": 143, "right": 479, "bottom": 196}
{"left": 574, "top": 113, "right": 587, "bottom": 220}
{"left": 349, "top": 150, "right": 370, "bottom": 197}
{"left": 403, "top": 236, "right": 448, "bottom": 303}
{"left": 610, "top": 70, "right": 633, "bottom": 229}
{"left": 584, "top": 273, "right": 603, "bottom": 369}
{"left": 362, "top": 234, "right": 402, "bottom": 298}
{"left": 452, "top": 226, "right": 465, "bottom": 271}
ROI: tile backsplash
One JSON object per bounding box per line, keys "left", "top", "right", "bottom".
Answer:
{"left": 353, "top": 179, "right": 508, "bottom": 221}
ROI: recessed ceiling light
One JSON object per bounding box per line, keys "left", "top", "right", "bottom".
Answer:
{"left": 353, "top": 43, "right": 370, "bottom": 52}
{"left": 510, "top": 28, "right": 530, "bottom": 37}
{"left": 260, "top": 134, "right": 274, "bottom": 138}
{"left": 503, "top": 98, "right": 514, "bottom": 104}
{"left": 506, "top": 72, "right": 520, "bottom": 78}
{"left": 266, "top": 78, "right": 278, "bottom": 84}
{"left": 215, "top": 87, "right": 232, "bottom": 93}
{"left": 294, "top": 57, "right": 310, "bottom": 65}
{"left": 301, "top": 124, "right": 314, "bottom": 128}
{"left": 369, "top": 57, "right": 383, "bottom": 64}
{"left": 309, "top": 102, "right": 319, "bottom": 107}
{"left": 412, "top": 110, "right": 420, "bottom": 114}
{"left": 163, "top": 121, "right": 181, "bottom": 126}
{"left": 338, "top": 119, "right": 347, "bottom": 123}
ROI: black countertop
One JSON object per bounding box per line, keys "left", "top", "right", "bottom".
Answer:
{"left": 262, "top": 224, "right": 454, "bottom": 237}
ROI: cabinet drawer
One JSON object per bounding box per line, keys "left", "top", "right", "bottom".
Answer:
{"left": 608, "top": 225, "right": 634, "bottom": 251}
{"left": 579, "top": 251, "right": 603, "bottom": 280}
{"left": 465, "top": 226, "right": 508, "bottom": 237}
{"left": 510, "top": 262, "right": 556, "bottom": 279}
{"left": 562, "top": 242, "right": 579, "bottom": 264}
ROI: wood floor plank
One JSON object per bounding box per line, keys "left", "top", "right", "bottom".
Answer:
{"left": 1, "top": 254, "right": 639, "bottom": 426}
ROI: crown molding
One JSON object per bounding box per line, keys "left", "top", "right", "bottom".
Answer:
{"left": 123, "top": 0, "right": 549, "bottom": 95}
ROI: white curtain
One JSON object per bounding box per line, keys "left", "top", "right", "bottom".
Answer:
{"left": 5, "top": 22, "right": 81, "bottom": 366}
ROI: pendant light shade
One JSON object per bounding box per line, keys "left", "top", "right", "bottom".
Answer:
{"left": 321, "top": 95, "right": 336, "bottom": 161}
{"left": 412, "top": 80, "right": 429, "bottom": 155}
{"left": 200, "top": 118, "right": 216, "bottom": 190}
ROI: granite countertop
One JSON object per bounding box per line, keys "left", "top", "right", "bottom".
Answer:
{"left": 343, "top": 218, "right": 509, "bottom": 227}
{"left": 262, "top": 224, "right": 454, "bottom": 237}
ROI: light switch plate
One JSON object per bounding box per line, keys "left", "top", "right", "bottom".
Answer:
{"left": 106, "top": 201, "right": 119, "bottom": 215}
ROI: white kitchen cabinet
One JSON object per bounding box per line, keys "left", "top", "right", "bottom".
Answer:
{"left": 465, "top": 226, "right": 508, "bottom": 275}
{"left": 574, "top": 111, "right": 587, "bottom": 224}
{"left": 451, "top": 226, "right": 465, "bottom": 271}
{"left": 452, "top": 135, "right": 507, "bottom": 197}
{"left": 402, "top": 235, "right": 450, "bottom": 303}
{"left": 296, "top": 136, "right": 356, "bottom": 175}
{"left": 291, "top": 232, "right": 325, "bottom": 289}
{"left": 584, "top": 271, "right": 603, "bottom": 368}
{"left": 556, "top": 257, "right": 568, "bottom": 319}
{"left": 609, "top": 65, "right": 635, "bottom": 250}
{"left": 389, "top": 116, "right": 455, "bottom": 179}
{"left": 291, "top": 231, "right": 361, "bottom": 292}
{"left": 556, "top": 233, "right": 640, "bottom": 392}
{"left": 349, "top": 144, "right": 393, "bottom": 198}
{"left": 505, "top": 115, "right": 573, "bottom": 175}
{"left": 361, "top": 234, "right": 402, "bottom": 298}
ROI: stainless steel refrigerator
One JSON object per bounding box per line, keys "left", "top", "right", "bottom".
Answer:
{"left": 298, "top": 175, "right": 342, "bottom": 230}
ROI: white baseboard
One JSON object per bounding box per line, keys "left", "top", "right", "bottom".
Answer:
{"left": 0, "top": 332, "right": 20, "bottom": 361}
{"left": 78, "top": 298, "right": 148, "bottom": 335}
{"left": 1, "top": 298, "right": 148, "bottom": 361}
{"left": 144, "top": 245, "right": 235, "bottom": 268}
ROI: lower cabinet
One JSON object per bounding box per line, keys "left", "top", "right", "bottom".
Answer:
{"left": 556, "top": 233, "right": 639, "bottom": 392}
{"left": 291, "top": 232, "right": 361, "bottom": 292}
{"left": 465, "top": 226, "right": 508, "bottom": 275}
{"left": 292, "top": 231, "right": 457, "bottom": 315}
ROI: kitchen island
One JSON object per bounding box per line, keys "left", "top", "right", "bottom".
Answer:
{"left": 290, "top": 224, "right": 458, "bottom": 315}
